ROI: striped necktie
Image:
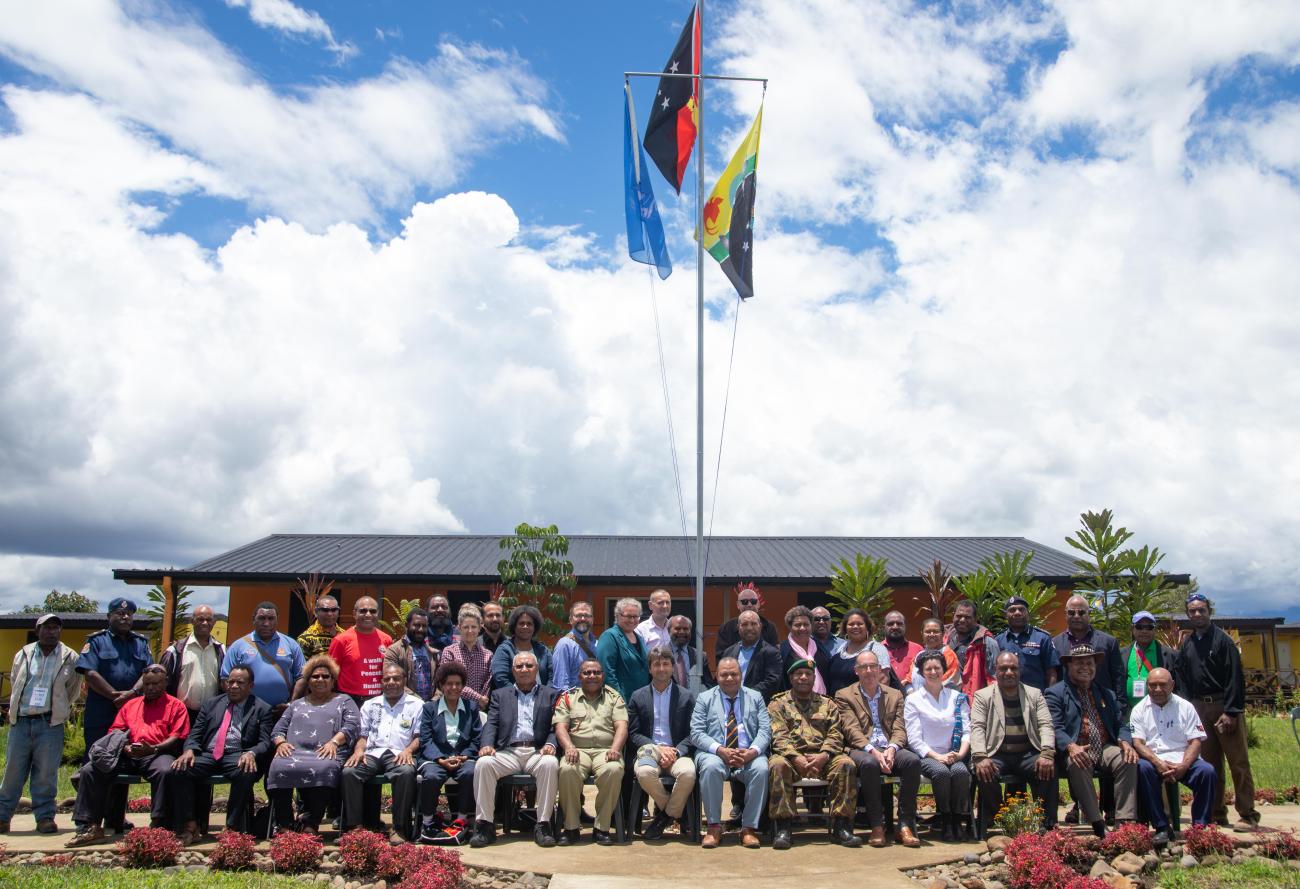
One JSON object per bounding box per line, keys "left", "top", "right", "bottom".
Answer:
{"left": 725, "top": 696, "right": 739, "bottom": 748}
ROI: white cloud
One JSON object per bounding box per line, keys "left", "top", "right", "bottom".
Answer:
{"left": 0, "top": 1, "right": 560, "bottom": 227}
{"left": 1, "top": 1, "right": 1299, "bottom": 621}
{"left": 224, "top": 0, "right": 356, "bottom": 60}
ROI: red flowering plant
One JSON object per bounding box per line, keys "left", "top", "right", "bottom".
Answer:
{"left": 268, "top": 829, "right": 324, "bottom": 873}
{"left": 127, "top": 796, "right": 153, "bottom": 813}
{"left": 1255, "top": 829, "right": 1300, "bottom": 861}
{"left": 208, "top": 830, "right": 258, "bottom": 871}
{"left": 1099, "top": 822, "right": 1154, "bottom": 857}
{"left": 40, "top": 853, "right": 74, "bottom": 867}
{"left": 1006, "top": 829, "right": 1095, "bottom": 889}
{"left": 398, "top": 859, "right": 463, "bottom": 889}
{"left": 0, "top": 843, "right": 7, "bottom": 864}
{"left": 116, "top": 826, "right": 182, "bottom": 868}
{"left": 377, "top": 844, "right": 437, "bottom": 882}
{"left": 339, "top": 828, "right": 389, "bottom": 876}
{"left": 1183, "top": 823, "right": 1236, "bottom": 858}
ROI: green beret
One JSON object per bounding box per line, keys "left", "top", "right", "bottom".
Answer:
{"left": 787, "top": 658, "right": 816, "bottom": 676}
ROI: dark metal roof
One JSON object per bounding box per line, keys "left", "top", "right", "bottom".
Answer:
{"left": 0, "top": 612, "right": 229, "bottom": 630}
{"left": 114, "top": 534, "right": 1084, "bottom": 584}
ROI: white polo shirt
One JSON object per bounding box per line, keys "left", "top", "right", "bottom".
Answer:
{"left": 636, "top": 617, "right": 672, "bottom": 652}
{"left": 1129, "top": 693, "right": 1207, "bottom": 763}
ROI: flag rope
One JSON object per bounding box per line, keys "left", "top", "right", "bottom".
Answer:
{"left": 703, "top": 293, "right": 742, "bottom": 578}
{"left": 645, "top": 263, "right": 695, "bottom": 572}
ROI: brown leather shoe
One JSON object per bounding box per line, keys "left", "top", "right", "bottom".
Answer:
{"left": 740, "top": 827, "right": 761, "bottom": 848}
{"left": 66, "top": 826, "right": 105, "bottom": 848}
{"left": 896, "top": 825, "right": 921, "bottom": 848}
{"left": 868, "top": 826, "right": 888, "bottom": 847}
{"left": 702, "top": 824, "right": 723, "bottom": 848}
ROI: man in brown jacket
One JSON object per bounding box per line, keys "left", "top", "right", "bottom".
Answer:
{"left": 834, "top": 650, "right": 922, "bottom": 847}
{"left": 970, "top": 651, "right": 1059, "bottom": 830}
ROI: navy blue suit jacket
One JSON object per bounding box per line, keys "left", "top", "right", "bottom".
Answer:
{"left": 1044, "top": 679, "right": 1131, "bottom": 752}
{"left": 628, "top": 682, "right": 695, "bottom": 756}
{"left": 419, "top": 699, "right": 482, "bottom": 761}
{"left": 481, "top": 684, "right": 560, "bottom": 750}
{"left": 184, "top": 693, "right": 276, "bottom": 759}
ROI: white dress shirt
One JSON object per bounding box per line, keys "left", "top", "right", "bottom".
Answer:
{"left": 178, "top": 639, "right": 221, "bottom": 711}
{"left": 358, "top": 692, "right": 424, "bottom": 757}
{"left": 636, "top": 617, "right": 673, "bottom": 652}
{"left": 1130, "top": 693, "right": 1207, "bottom": 763}
{"left": 904, "top": 685, "right": 970, "bottom": 758}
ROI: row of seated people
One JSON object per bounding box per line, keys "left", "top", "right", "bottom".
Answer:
{"left": 66, "top": 641, "right": 1212, "bottom": 851}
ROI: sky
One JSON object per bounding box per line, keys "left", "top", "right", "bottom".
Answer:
{"left": 1, "top": 0, "right": 1299, "bottom": 618}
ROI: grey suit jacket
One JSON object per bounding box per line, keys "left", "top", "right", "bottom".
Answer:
{"left": 969, "top": 682, "right": 1054, "bottom": 761}
{"left": 689, "top": 685, "right": 771, "bottom": 756}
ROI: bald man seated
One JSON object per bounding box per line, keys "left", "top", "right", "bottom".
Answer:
{"left": 1128, "top": 667, "right": 1217, "bottom": 845}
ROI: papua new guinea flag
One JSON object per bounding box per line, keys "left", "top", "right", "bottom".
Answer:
{"left": 702, "top": 105, "right": 762, "bottom": 299}
{"left": 643, "top": 5, "right": 700, "bottom": 193}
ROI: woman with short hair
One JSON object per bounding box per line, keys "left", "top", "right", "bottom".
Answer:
{"left": 416, "top": 661, "right": 481, "bottom": 841}
{"left": 488, "top": 605, "right": 553, "bottom": 689}
{"left": 904, "top": 649, "right": 972, "bottom": 841}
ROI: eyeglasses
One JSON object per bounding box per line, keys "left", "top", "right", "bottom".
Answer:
{"left": 812, "top": 616, "right": 831, "bottom": 622}
{"left": 356, "top": 608, "right": 378, "bottom": 615}
{"left": 1065, "top": 609, "right": 1089, "bottom": 616}
{"left": 316, "top": 607, "right": 339, "bottom": 613}
{"left": 739, "top": 599, "right": 759, "bottom": 606}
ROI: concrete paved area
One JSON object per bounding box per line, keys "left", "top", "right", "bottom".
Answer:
{"left": 3, "top": 806, "right": 1297, "bottom": 888}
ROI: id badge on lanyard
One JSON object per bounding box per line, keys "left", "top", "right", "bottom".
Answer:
{"left": 28, "top": 685, "right": 50, "bottom": 709}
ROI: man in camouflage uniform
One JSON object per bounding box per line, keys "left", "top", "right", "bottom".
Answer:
{"left": 767, "top": 659, "right": 862, "bottom": 849}
{"left": 553, "top": 658, "right": 628, "bottom": 846}
{"left": 297, "top": 594, "right": 341, "bottom": 659}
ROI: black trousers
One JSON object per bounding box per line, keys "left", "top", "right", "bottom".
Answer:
{"left": 74, "top": 753, "right": 176, "bottom": 828}
{"left": 170, "top": 751, "right": 260, "bottom": 831}
{"left": 851, "top": 747, "right": 922, "bottom": 829}
{"left": 270, "top": 787, "right": 335, "bottom": 828}
{"left": 976, "top": 750, "right": 1058, "bottom": 829}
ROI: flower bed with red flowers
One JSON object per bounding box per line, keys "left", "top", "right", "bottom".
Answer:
{"left": 339, "top": 828, "right": 389, "bottom": 876}
{"left": 1098, "top": 822, "right": 1154, "bottom": 857}
{"left": 1255, "top": 829, "right": 1300, "bottom": 861}
{"left": 126, "top": 796, "right": 153, "bottom": 813}
{"left": 115, "top": 826, "right": 182, "bottom": 868}
{"left": 40, "top": 853, "right": 74, "bottom": 867}
{"left": 268, "top": 828, "right": 324, "bottom": 873}
{"left": 1005, "top": 829, "right": 1109, "bottom": 889}
{"left": 208, "top": 830, "right": 258, "bottom": 871}
{"left": 1183, "top": 823, "right": 1236, "bottom": 858}
{"left": 397, "top": 855, "right": 465, "bottom": 889}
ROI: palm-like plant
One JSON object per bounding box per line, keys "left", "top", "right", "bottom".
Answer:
{"left": 918, "top": 559, "right": 958, "bottom": 624}
{"left": 378, "top": 597, "right": 423, "bottom": 638}
{"left": 825, "top": 553, "right": 894, "bottom": 627}
{"left": 291, "top": 572, "right": 336, "bottom": 618}
{"left": 952, "top": 551, "right": 1058, "bottom": 634}
{"left": 951, "top": 566, "right": 1003, "bottom": 633}
{"left": 142, "top": 583, "right": 194, "bottom": 654}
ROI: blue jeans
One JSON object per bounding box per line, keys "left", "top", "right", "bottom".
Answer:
{"left": 0, "top": 715, "right": 65, "bottom": 821}
{"left": 696, "top": 750, "right": 768, "bottom": 829}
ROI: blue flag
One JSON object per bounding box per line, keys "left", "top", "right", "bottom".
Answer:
{"left": 624, "top": 84, "right": 671, "bottom": 279}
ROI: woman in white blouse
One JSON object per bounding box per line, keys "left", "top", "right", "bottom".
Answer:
{"left": 905, "top": 649, "right": 972, "bottom": 841}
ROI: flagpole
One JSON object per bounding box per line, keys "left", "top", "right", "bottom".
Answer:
{"left": 692, "top": 0, "right": 707, "bottom": 694}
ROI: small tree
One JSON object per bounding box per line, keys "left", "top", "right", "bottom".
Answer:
{"left": 918, "top": 559, "right": 958, "bottom": 624}
{"left": 951, "top": 565, "right": 1003, "bottom": 632}
{"left": 21, "top": 590, "right": 99, "bottom": 614}
{"left": 1066, "top": 508, "right": 1184, "bottom": 639}
{"left": 497, "top": 523, "right": 577, "bottom": 638}
{"left": 952, "top": 551, "right": 1057, "bottom": 634}
{"left": 825, "top": 554, "right": 894, "bottom": 627}
{"left": 141, "top": 583, "right": 195, "bottom": 653}
{"left": 290, "top": 572, "right": 336, "bottom": 617}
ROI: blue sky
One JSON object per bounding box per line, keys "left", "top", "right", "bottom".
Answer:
{"left": 1, "top": 0, "right": 1299, "bottom": 620}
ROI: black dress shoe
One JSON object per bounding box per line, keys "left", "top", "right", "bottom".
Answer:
{"left": 557, "top": 828, "right": 580, "bottom": 846}
{"left": 593, "top": 828, "right": 615, "bottom": 846}
{"left": 831, "top": 817, "right": 862, "bottom": 848}
{"left": 772, "top": 819, "right": 793, "bottom": 850}
{"left": 469, "top": 820, "right": 496, "bottom": 848}
{"left": 534, "top": 822, "right": 556, "bottom": 848}
{"left": 1091, "top": 820, "right": 1107, "bottom": 839}
{"left": 643, "top": 811, "right": 672, "bottom": 841}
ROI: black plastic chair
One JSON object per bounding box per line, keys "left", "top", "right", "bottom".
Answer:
{"left": 628, "top": 773, "right": 701, "bottom": 841}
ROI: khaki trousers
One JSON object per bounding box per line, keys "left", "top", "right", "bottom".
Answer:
{"left": 473, "top": 747, "right": 558, "bottom": 823}
{"left": 558, "top": 748, "right": 624, "bottom": 830}
{"left": 1064, "top": 743, "right": 1137, "bottom": 824}
{"left": 1193, "top": 700, "right": 1258, "bottom": 823}
{"left": 633, "top": 744, "right": 697, "bottom": 818}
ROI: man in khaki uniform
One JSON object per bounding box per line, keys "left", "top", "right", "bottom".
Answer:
{"left": 767, "top": 659, "right": 862, "bottom": 849}
{"left": 554, "top": 658, "right": 628, "bottom": 845}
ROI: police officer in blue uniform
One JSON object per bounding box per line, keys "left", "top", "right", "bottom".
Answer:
{"left": 995, "top": 596, "right": 1060, "bottom": 690}
{"left": 76, "top": 597, "right": 153, "bottom": 830}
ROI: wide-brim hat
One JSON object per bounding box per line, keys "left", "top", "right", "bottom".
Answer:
{"left": 1060, "top": 643, "right": 1105, "bottom": 662}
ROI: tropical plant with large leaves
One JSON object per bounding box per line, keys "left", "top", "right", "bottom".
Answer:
{"left": 291, "top": 572, "right": 336, "bottom": 618}
{"left": 918, "top": 559, "right": 958, "bottom": 624}
{"left": 141, "top": 583, "right": 194, "bottom": 654}
{"left": 952, "top": 551, "right": 1058, "bottom": 634}
{"left": 497, "top": 523, "right": 578, "bottom": 638}
{"left": 825, "top": 553, "right": 894, "bottom": 626}
{"left": 951, "top": 565, "right": 1003, "bottom": 632}
{"left": 378, "top": 597, "right": 424, "bottom": 638}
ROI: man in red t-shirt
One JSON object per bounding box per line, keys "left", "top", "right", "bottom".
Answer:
{"left": 68, "top": 664, "right": 190, "bottom": 846}
{"left": 330, "top": 596, "right": 393, "bottom": 708}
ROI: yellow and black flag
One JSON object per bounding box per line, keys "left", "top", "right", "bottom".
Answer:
{"left": 702, "top": 106, "right": 762, "bottom": 299}
{"left": 642, "top": 5, "right": 700, "bottom": 193}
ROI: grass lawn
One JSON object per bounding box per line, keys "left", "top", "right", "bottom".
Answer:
{"left": 1158, "top": 860, "right": 1300, "bottom": 888}
{"left": 0, "top": 866, "right": 306, "bottom": 888}
{"left": 1241, "top": 715, "right": 1300, "bottom": 793}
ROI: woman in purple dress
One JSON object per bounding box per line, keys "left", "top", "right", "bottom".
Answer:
{"left": 266, "top": 654, "right": 360, "bottom": 833}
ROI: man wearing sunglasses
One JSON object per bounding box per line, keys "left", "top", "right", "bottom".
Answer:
{"left": 330, "top": 597, "right": 394, "bottom": 708}
{"left": 715, "top": 587, "right": 779, "bottom": 655}
{"left": 297, "top": 595, "right": 342, "bottom": 660}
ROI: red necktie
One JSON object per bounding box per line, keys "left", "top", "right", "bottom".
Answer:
{"left": 212, "top": 708, "right": 233, "bottom": 759}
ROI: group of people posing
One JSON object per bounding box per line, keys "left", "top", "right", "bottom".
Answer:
{"left": 0, "top": 585, "right": 1261, "bottom": 854}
